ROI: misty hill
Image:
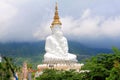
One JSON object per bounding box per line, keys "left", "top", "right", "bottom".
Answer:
{"left": 0, "top": 41, "right": 112, "bottom": 65}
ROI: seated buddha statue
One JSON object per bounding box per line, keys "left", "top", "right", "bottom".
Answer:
{"left": 43, "top": 3, "right": 78, "bottom": 64}
{"left": 43, "top": 25, "right": 78, "bottom": 63}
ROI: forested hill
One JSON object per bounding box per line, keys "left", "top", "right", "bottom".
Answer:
{"left": 0, "top": 41, "right": 112, "bottom": 65}
{"left": 0, "top": 41, "right": 45, "bottom": 57}
{"left": 0, "top": 41, "right": 112, "bottom": 57}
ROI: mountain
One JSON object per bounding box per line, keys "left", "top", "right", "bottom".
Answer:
{"left": 0, "top": 41, "right": 112, "bottom": 66}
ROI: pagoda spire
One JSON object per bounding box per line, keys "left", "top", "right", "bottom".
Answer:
{"left": 51, "top": 2, "right": 62, "bottom": 28}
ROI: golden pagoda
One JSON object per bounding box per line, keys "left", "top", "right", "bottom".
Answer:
{"left": 51, "top": 2, "right": 62, "bottom": 28}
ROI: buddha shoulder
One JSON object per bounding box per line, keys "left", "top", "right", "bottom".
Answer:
{"left": 46, "top": 35, "right": 55, "bottom": 40}
{"left": 62, "top": 36, "right": 67, "bottom": 41}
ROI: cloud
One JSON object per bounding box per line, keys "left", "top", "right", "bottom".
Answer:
{"left": 0, "top": 1, "right": 17, "bottom": 23}
{"left": 33, "top": 21, "right": 51, "bottom": 40}
{"left": 34, "top": 8, "right": 120, "bottom": 48}
{"left": 0, "top": 0, "right": 52, "bottom": 42}
{"left": 0, "top": 1, "right": 18, "bottom": 41}
{"left": 0, "top": 0, "right": 120, "bottom": 48}
{"left": 60, "top": 9, "right": 120, "bottom": 48}
{"left": 62, "top": 9, "right": 120, "bottom": 39}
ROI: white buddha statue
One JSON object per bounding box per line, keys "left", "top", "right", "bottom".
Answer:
{"left": 43, "top": 3, "right": 77, "bottom": 64}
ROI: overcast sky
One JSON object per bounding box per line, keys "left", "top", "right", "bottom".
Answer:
{"left": 0, "top": 0, "right": 120, "bottom": 48}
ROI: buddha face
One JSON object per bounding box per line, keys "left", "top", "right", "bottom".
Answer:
{"left": 51, "top": 25, "right": 63, "bottom": 38}
{"left": 54, "top": 31, "right": 63, "bottom": 38}
{"left": 51, "top": 25, "right": 61, "bottom": 34}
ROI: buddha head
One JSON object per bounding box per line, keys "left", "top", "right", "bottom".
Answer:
{"left": 51, "top": 25, "right": 61, "bottom": 33}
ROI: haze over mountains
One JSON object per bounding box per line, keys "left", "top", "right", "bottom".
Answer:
{"left": 0, "top": 41, "right": 113, "bottom": 65}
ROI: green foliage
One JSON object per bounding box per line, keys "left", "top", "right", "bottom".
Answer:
{"left": 0, "top": 57, "right": 19, "bottom": 80}
{"left": 112, "top": 47, "right": 120, "bottom": 55}
{"left": 36, "top": 69, "right": 85, "bottom": 80}
{"left": 106, "top": 60, "right": 120, "bottom": 80}
{"left": 82, "top": 47, "right": 120, "bottom": 80}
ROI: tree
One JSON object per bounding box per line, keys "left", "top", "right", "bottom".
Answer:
{"left": 0, "top": 57, "right": 19, "bottom": 80}
{"left": 106, "top": 60, "right": 120, "bottom": 80}
{"left": 82, "top": 47, "right": 120, "bottom": 80}
{"left": 36, "top": 69, "right": 85, "bottom": 80}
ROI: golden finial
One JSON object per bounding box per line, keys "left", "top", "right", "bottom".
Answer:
{"left": 51, "top": 2, "right": 62, "bottom": 28}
